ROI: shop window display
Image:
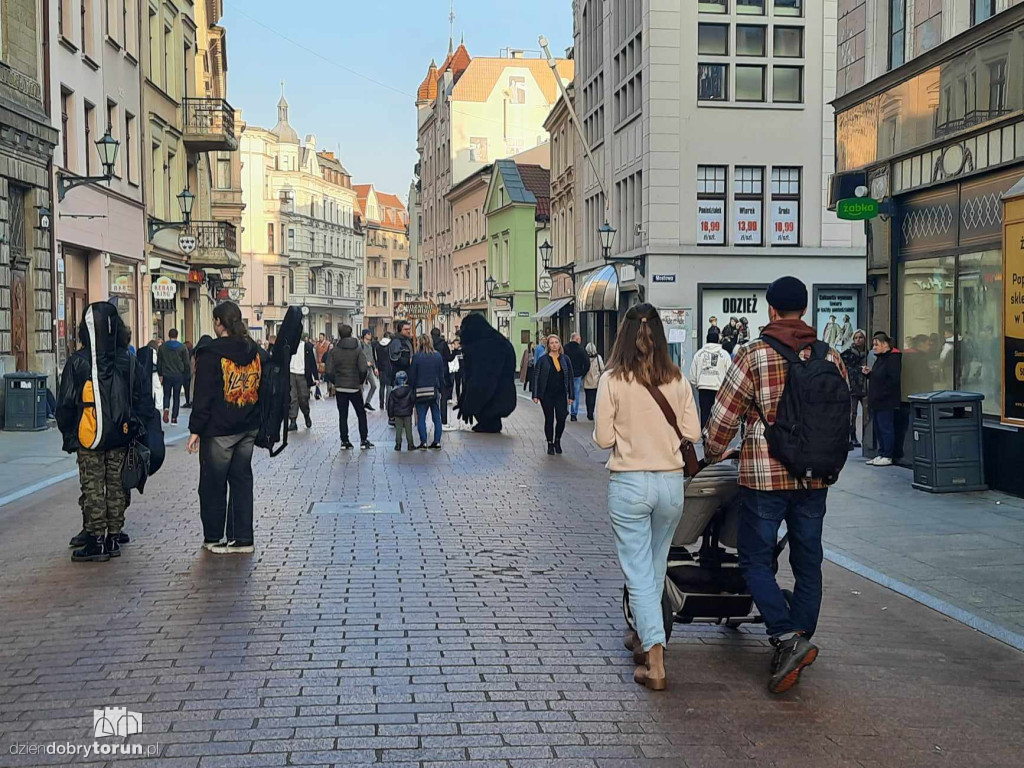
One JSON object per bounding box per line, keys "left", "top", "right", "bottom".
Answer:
{"left": 899, "top": 256, "right": 955, "bottom": 399}
{"left": 957, "top": 250, "right": 1002, "bottom": 415}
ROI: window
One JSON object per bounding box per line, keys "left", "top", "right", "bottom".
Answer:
{"left": 508, "top": 76, "right": 526, "bottom": 104}
{"left": 81, "top": 0, "right": 94, "bottom": 58}
{"left": 698, "top": 63, "right": 728, "bottom": 100}
{"left": 216, "top": 153, "right": 231, "bottom": 189}
{"left": 309, "top": 270, "right": 317, "bottom": 294}
{"left": 125, "top": 0, "right": 138, "bottom": 56}
{"left": 774, "top": 26, "right": 803, "bottom": 58}
{"left": 106, "top": 101, "right": 119, "bottom": 176}
{"left": 163, "top": 24, "right": 172, "bottom": 93}
{"left": 148, "top": 9, "right": 158, "bottom": 80}
{"left": 733, "top": 166, "right": 763, "bottom": 245}
{"left": 773, "top": 66, "right": 803, "bottom": 103}
{"left": 899, "top": 256, "right": 955, "bottom": 398}
{"left": 697, "top": 165, "right": 727, "bottom": 245}
{"left": 957, "top": 250, "right": 1001, "bottom": 414}
{"left": 288, "top": 269, "right": 294, "bottom": 294}
{"left": 83, "top": 102, "right": 95, "bottom": 176}
{"left": 58, "top": 0, "right": 66, "bottom": 38}
{"left": 267, "top": 276, "right": 276, "bottom": 306}
{"left": 698, "top": 24, "right": 728, "bottom": 55}
{"left": 267, "top": 223, "right": 275, "bottom": 254}
{"left": 770, "top": 167, "right": 800, "bottom": 245}
{"left": 736, "top": 25, "right": 766, "bottom": 56}
{"left": 737, "top": 0, "right": 764, "bottom": 14}
{"left": 125, "top": 113, "right": 136, "bottom": 184}
{"left": 889, "top": 0, "right": 906, "bottom": 70}
{"left": 971, "top": 0, "right": 996, "bottom": 26}
{"left": 774, "top": 0, "right": 802, "bottom": 16}
{"left": 287, "top": 228, "right": 295, "bottom": 253}
{"left": 988, "top": 60, "right": 1007, "bottom": 112}
{"left": 326, "top": 273, "right": 333, "bottom": 296}
{"left": 736, "top": 65, "right": 765, "bottom": 101}
{"left": 699, "top": 0, "right": 727, "bottom": 11}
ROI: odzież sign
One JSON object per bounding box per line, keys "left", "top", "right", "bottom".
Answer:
{"left": 836, "top": 198, "right": 880, "bottom": 221}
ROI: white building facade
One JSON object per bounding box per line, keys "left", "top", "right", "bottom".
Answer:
{"left": 574, "top": 0, "right": 865, "bottom": 357}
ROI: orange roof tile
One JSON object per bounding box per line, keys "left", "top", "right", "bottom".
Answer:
{"left": 417, "top": 60, "right": 438, "bottom": 102}
{"left": 451, "top": 58, "right": 574, "bottom": 103}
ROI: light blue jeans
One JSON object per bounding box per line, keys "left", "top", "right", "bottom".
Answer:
{"left": 609, "top": 470, "right": 685, "bottom": 651}
{"left": 571, "top": 376, "right": 583, "bottom": 416}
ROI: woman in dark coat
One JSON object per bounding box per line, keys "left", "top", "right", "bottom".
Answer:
{"left": 863, "top": 331, "right": 902, "bottom": 467}
{"left": 532, "top": 334, "right": 574, "bottom": 455}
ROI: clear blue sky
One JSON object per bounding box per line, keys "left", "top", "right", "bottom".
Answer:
{"left": 222, "top": 0, "right": 573, "bottom": 203}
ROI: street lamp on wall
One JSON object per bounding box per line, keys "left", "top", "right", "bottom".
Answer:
{"left": 56, "top": 130, "right": 121, "bottom": 201}
{"left": 539, "top": 238, "right": 576, "bottom": 290}
{"left": 148, "top": 186, "right": 195, "bottom": 241}
{"left": 600, "top": 220, "right": 645, "bottom": 278}
{"left": 485, "top": 275, "right": 514, "bottom": 310}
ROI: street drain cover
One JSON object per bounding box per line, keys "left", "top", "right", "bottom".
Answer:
{"left": 308, "top": 502, "right": 403, "bottom": 515}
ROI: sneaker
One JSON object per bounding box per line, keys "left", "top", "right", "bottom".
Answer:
{"left": 416, "top": 444, "right": 428, "bottom": 451}
{"left": 71, "top": 534, "right": 110, "bottom": 563}
{"left": 874, "top": 457, "right": 893, "bottom": 466}
{"left": 210, "top": 541, "right": 255, "bottom": 554}
{"left": 865, "top": 456, "right": 880, "bottom": 466}
{"left": 287, "top": 418, "right": 298, "bottom": 432}
{"left": 768, "top": 635, "right": 818, "bottom": 694}
{"left": 341, "top": 441, "right": 354, "bottom": 451}
{"left": 304, "top": 415, "right": 312, "bottom": 428}
{"left": 360, "top": 440, "right": 375, "bottom": 450}
{"left": 202, "top": 539, "right": 222, "bottom": 552}
{"left": 117, "top": 531, "right": 130, "bottom": 545}
{"left": 69, "top": 529, "right": 89, "bottom": 548}
{"left": 365, "top": 404, "right": 376, "bottom": 412}
{"left": 171, "top": 418, "right": 178, "bottom": 425}
{"left": 429, "top": 443, "right": 441, "bottom": 450}
{"left": 104, "top": 534, "right": 122, "bottom": 558}
{"left": 442, "top": 424, "right": 455, "bottom": 432}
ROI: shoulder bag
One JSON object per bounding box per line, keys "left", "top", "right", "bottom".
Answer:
{"left": 121, "top": 355, "right": 151, "bottom": 492}
{"left": 643, "top": 382, "right": 700, "bottom": 478}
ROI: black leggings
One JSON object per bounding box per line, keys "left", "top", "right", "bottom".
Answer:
{"left": 541, "top": 395, "right": 568, "bottom": 444}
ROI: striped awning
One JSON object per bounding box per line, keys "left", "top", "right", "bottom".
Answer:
{"left": 576, "top": 265, "right": 619, "bottom": 312}
{"left": 532, "top": 296, "right": 573, "bottom": 320}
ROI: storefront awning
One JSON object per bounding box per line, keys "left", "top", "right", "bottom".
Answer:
{"left": 532, "top": 296, "right": 573, "bottom": 320}
{"left": 577, "top": 265, "right": 619, "bottom": 312}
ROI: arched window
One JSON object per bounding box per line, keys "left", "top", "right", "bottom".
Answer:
{"left": 309, "top": 269, "right": 317, "bottom": 294}
{"left": 326, "top": 272, "right": 333, "bottom": 296}
{"left": 288, "top": 268, "right": 294, "bottom": 294}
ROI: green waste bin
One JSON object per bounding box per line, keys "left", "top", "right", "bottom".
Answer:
{"left": 3, "top": 372, "right": 49, "bottom": 431}
{"left": 909, "top": 390, "right": 986, "bottom": 493}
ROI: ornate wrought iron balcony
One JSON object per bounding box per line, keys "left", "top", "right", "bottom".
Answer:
{"left": 189, "top": 221, "right": 240, "bottom": 269}
{"left": 183, "top": 98, "right": 237, "bottom": 151}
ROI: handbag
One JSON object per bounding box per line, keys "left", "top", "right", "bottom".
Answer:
{"left": 415, "top": 386, "right": 437, "bottom": 402}
{"left": 122, "top": 356, "right": 151, "bottom": 492}
{"left": 643, "top": 382, "right": 700, "bottom": 478}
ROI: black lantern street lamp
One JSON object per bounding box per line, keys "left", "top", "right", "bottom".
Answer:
{"left": 539, "top": 239, "right": 553, "bottom": 268}
{"left": 148, "top": 186, "right": 196, "bottom": 241}
{"left": 485, "top": 275, "right": 497, "bottom": 298}
{"left": 539, "top": 238, "right": 576, "bottom": 290}
{"left": 599, "top": 221, "right": 617, "bottom": 259}
{"left": 600, "top": 219, "right": 645, "bottom": 277}
{"left": 56, "top": 130, "right": 121, "bottom": 201}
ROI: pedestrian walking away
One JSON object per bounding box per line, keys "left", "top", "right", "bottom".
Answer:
{"left": 703, "top": 276, "right": 850, "bottom": 694}
{"left": 410, "top": 334, "right": 446, "bottom": 449}
{"left": 430, "top": 327, "right": 455, "bottom": 429}
{"left": 157, "top": 328, "right": 190, "bottom": 424}
{"left": 863, "top": 331, "right": 902, "bottom": 466}
{"left": 564, "top": 332, "right": 589, "bottom": 421}
{"left": 56, "top": 302, "right": 146, "bottom": 562}
{"left": 593, "top": 303, "right": 700, "bottom": 691}
{"left": 359, "top": 329, "right": 379, "bottom": 411}
{"left": 374, "top": 331, "right": 394, "bottom": 411}
{"left": 689, "top": 331, "right": 733, "bottom": 429}
{"left": 325, "top": 324, "right": 373, "bottom": 450}
{"left": 520, "top": 342, "right": 536, "bottom": 391}
{"left": 187, "top": 301, "right": 264, "bottom": 555}
{"left": 841, "top": 329, "right": 869, "bottom": 449}
{"left": 287, "top": 332, "right": 318, "bottom": 431}
{"left": 532, "top": 334, "right": 574, "bottom": 455}
{"left": 582, "top": 343, "right": 605, "bottom": 421}
{"left": 387, "top": 371, "right": 416, "bottom": 450}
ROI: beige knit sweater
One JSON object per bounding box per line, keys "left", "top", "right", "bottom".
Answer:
{"left": 593, "top": 370, "right": 701, "bottom": 472}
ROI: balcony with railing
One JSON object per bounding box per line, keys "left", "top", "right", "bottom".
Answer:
{"left": 183, "top": 98, "right": 238, "bottom": 152}
{"left": 934, "top": 108, "right": 1012, "bottom": 138}
{"left": 188, "top": 221, "right": 240, "bottom": 269}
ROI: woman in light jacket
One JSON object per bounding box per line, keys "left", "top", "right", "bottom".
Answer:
{"left": 594, "top": 303, "right": 700, "bottom": 691}
{"left": 582, "top": 342, "right": 605, "bottom": 421}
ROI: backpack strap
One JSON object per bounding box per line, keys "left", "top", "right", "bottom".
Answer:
{"left": 750, "top": 335, "right": 803, "bottom": 429}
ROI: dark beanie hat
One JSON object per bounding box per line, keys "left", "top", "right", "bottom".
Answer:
{"left": 766, "top": 276, "right": 808, "bottom": 312}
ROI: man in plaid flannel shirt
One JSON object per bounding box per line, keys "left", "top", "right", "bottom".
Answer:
{"left": 704, "top": 276, "right": 848, "bottom": 695}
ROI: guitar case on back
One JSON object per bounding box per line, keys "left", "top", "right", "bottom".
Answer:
{"left": 255, "top": 305, "right": 303, "bottom": 456}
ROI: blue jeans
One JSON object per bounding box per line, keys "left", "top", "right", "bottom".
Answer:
{"left": 416, "top": 397, "right": 442, "bottom": 446}
{"left": 570, "top": 377, "right": 583, "bottom": 416}
{"left": 608, "top": 471, "right": 685, "bottom": 651}
{"left": 737, "top": 487, "right": 827, "bottom": 639}
{"left": 873, "top": 408, "right": 896, "bottom": 458}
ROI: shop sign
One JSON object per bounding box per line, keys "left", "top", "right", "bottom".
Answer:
{"left": 394, "top": 300, "right": 437, "bottom": 320}
{"left": 110, "top": 274, "right": 134, "bottom": 296}
{"left": 836, "top": 197, "right": 880, "bottom": 220}
{"left": 1002, "top": 193, "right": 1024, "bottom": 425}
{"left": 696, "top": 200, "right": 725, "bottom": 244}
{"left": 770, "top": 201, "right": 799, "bottom": 245}
{"left": 701, "top": 287, "right": 770, "bottom": 340}
{"left": 517, "top": 311, "right": 530, "bottom": 318}
{"left": 151, "top": 276, "right": 177, "bottom": 300}
{"left": 815, "top": 290, "right": 859, "bottom": 352}
{"left": 733, "top": 200, "right": 762, "bottom": 245}
{"left": 188, "top": 268, "right": 206, "bottom": 284}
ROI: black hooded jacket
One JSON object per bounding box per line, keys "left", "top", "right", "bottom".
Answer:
{"left": 189, "top": 335, "right": 265, "bottom": 437}
{"left": 456, "top": 313, "right": 517, "bottom": 430}
{"left": 56, "top": 302, "right": 145, "bottom": 453}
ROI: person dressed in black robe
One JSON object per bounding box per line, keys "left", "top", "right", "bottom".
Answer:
{"left": 455, "top": 313, "right": 517, "bottom": 433}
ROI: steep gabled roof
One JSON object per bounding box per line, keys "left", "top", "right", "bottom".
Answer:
{"left": 518, "top": 164, "right": 551, "bottom": 220}
{"left": 452, "top": 58, "right": 574, "bottom": 103}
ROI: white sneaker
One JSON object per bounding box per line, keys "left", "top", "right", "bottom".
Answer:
{"left": 865, "top": 457, "right": 880, "bottom": 466}
{"left": 442, "top": 424, "right": 455, "bottom": 432}
{"left": 874, "top": 457, "right": 893, "bottom": 466}
{"left": 210, "top": 541, "right": 255, "bottom": 554}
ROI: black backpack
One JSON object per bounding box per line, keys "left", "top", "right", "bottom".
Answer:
{"left": 753, "top": 336, "right": 851, "bottom": 483}
{"left": 255, "top": 306, "right": 303, "bottom": 456}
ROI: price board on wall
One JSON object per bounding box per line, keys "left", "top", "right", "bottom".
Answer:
{"left": 697, "top": 201, "right": 725, "bottom": 244}
{"left": 733, "top": 200, "right": 762, "bottom": 245}
{"left": 770, "top": 201, "right": 799, "bottom": 245}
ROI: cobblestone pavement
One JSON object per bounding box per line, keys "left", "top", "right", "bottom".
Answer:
{"left": 1, "top": 397, "right": 1023, "bottom": 768}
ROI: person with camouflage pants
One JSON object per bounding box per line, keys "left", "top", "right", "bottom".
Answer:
{"left": 77, "top": 448, "right": 129, "bottom": 556}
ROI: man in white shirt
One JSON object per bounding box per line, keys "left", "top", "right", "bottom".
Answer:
{"left": 689, "top": 331, "right": 733, "bottom": 429}
{"left": 288, "top": 333, "right": 317, "bottom": 431}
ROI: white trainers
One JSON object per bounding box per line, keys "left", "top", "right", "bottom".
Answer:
{"left": 442, "top": 424, "right": 455, "bottom": 432}
{"left": 865, "top": 457, "right": 880, "bottom": 466}
{"left": 874, "top": 457, "right": 893, "bottom": 466}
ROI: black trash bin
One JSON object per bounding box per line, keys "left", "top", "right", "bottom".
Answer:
{"left": 3, "top": 372, "right": 48, "bottom": 431}
{"left": 908, "top": 391, "right": 986, "bottom": 493}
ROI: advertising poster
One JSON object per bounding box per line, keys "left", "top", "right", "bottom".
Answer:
{"left": 770, "top": 200, "right": 799, "bottom": 245}
{"left": 701, "top": 287, "right": 769, "bottom": 344}
{"left": 815, "top": 290, "right": 859, "bottom": 352}
{"left": 659, "top": 308, "right": 693, "bottom": 370}
{"left": 733, "top": 200, "right": 762, "bottom": 245}
{"left": 697, "top": 200, "right": 725, "bottom": 244}
{"left": 1003, "top": 211, "right": 1024, "bottom": 424}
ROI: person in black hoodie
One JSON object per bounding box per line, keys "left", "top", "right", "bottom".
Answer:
{"left": 56, "top": 302, "right": 145, "bottom": 562}
{"left": 187, "top": 302, "right": 264, "bottom": 554}
{"left": 863, "top": 331, "right": 902, "bottom": 467}
{"left": 430, "top": 327, "right": 455, "bottom": 429}
{"left": 324, "top": 324, "right": 372, "bottom": 450}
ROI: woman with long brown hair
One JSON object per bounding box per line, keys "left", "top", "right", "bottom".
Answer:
{"left": 532, "top": 334, "right": 574, "bottom": 455}
{"left": 593, "top": 303, "right": 700, "bottom": 691}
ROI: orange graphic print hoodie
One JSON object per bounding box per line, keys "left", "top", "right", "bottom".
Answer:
{"left": 188, "top": 335, "right": 264, "bottom": 437}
